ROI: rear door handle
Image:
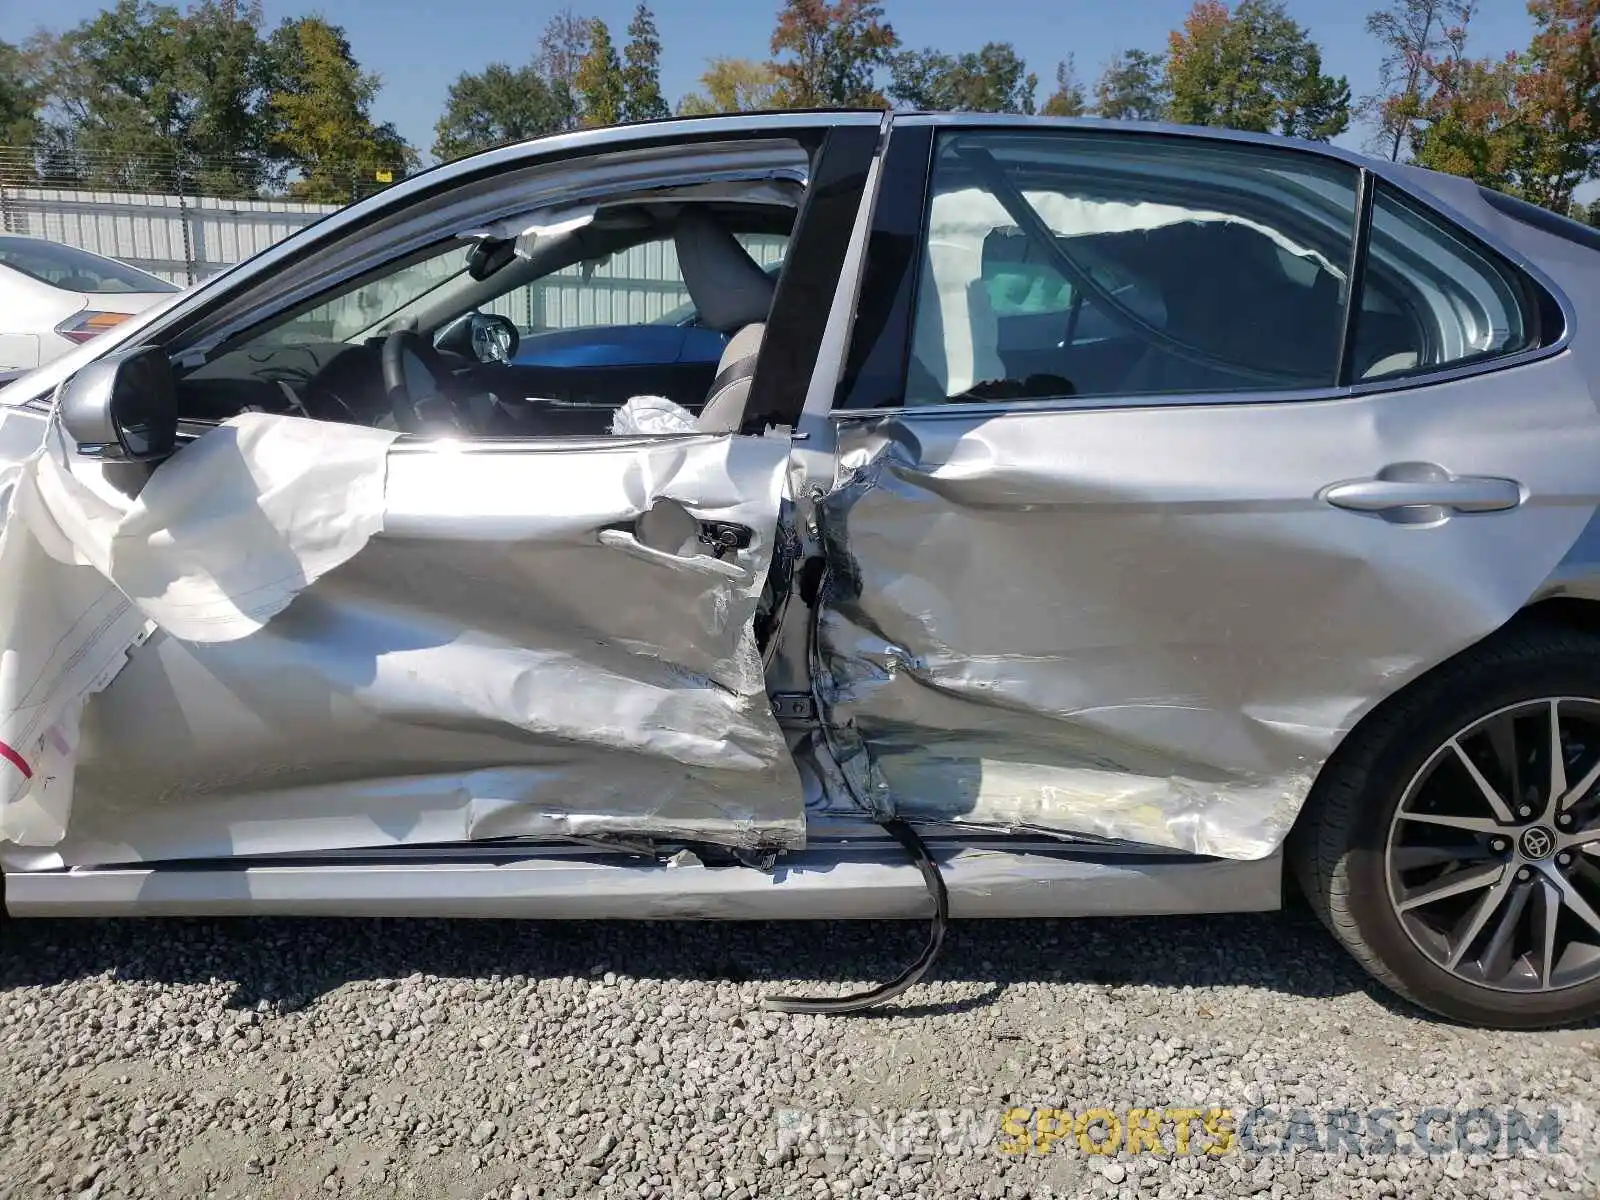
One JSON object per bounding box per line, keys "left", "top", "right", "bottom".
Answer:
{"left": 1321, "top": 474, "right": 1523, "bottom": 515}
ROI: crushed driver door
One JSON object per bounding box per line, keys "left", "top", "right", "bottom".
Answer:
{"left": 46, "top": 122, "right": 885, "bottom": 867}
{"left": 47, "top": 428, "right": 798, "bottom": 864}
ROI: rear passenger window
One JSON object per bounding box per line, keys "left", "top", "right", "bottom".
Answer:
{"left": 904, "top": 130, "right": 1361, "bottom": 404}
{"left": 1352, "top": 183, "right": 1539, "bottom": 381}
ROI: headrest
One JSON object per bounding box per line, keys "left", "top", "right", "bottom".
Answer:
{"left": 673, "top": 210, "right": 776, "bottom": 333}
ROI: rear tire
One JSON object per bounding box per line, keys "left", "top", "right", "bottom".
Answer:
{"left": 1291, "top": 623, "right": 1600, "bottom": 1029}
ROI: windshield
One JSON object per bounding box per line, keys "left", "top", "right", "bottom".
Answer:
{"left": 0, "top": 236, "right": 178, "bottom": 294}
{"left": 251, "top": 242, "right": 473, "bottom": 347}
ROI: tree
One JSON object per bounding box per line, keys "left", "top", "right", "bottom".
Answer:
{"left": 1362, "top": 0, "right": 1477, "bottom": 160}
{"left": 1041, "top": 56, "right": 1088, "bottom": 117}
{"left": 1512, "top": 0, "right": 1600, "bottom": 211}
{"left": 677, "top": 58, "right": 784, "bottom": 114}
{"left": 432, "top": 64, "right": 572, "bottom": 161}
{"left": 538, "top": 8, "right": 591, "bottom": 89}
{"left": 0, "top": 41, "right": 42, "bottom": 154}
{"left": 29, "top": 0, "right": 283, "bottom": 194}
{"left": 537, "top": 7, "right": 590, "bottom": 126}
{"left": 32, "top": 0, "right": 195, "bottom": 188}
{"left": 1411, "top": 52, "right": 1517, "bottom": 189}
{"left": 182, "top": 0, "right": 278, "bottom": 195}
{"left": 770, "top": 0, "right": 898, "bottom": 108}
{"left": 621, "top": 4, "right": 669, "bottom": 121}
{"left": 1094, "top": 49, "right": 1169, "bottom": 120}
{"left": 1166, "top": 0, "right": 1351, "bottom": 140}
{"left": 574, "top": 18, "right": 626, "bottom": 127}
{"left": 888, "top": 43, "right": 1036, "bottom": 113}
{"left": 267, "top": 17, "right": 413, "bottom": 202}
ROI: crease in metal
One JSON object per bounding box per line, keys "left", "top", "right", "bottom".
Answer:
{"left": 812, "top": 332, "right": 1600, "bottom": 856}
{"left": 1, "top": 414, "right": 807, "bottom": 862}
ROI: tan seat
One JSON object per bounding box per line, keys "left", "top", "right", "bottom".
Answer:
{"left": 672, "top": 211, "right": 777, "bottom": 433}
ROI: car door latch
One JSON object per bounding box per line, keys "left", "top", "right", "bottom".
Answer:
{"left": 770, "top": 692, "right": 818, "bottom": 726}
{"left": 698, "top": 521, "right": 753, "bottom": 560}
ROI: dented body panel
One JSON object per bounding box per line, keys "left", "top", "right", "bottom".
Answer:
{"left": 58, "top": 433, "right": 803, "bottom": 864}
{"left": 3, "top": 111, "right": 1600, "bottom": 927}
{"left": 814, "top": 358, "right": 1600, "bottom": 858}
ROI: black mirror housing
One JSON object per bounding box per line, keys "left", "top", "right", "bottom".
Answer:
{"left": 58, "top": 346, "right": 179, "bottom": 463}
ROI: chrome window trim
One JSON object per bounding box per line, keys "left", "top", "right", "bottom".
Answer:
{"left": 860, "top": 114, "right": 1574, "bottom": 419}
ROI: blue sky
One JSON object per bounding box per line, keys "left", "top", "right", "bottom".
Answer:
{"left": 1, "top": 0, "right": 1539, "bottom": 159}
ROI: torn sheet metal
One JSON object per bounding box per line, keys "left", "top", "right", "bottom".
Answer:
{"left": 814, "top": 348, "right": 1600, "bottom": 860}
{"left": 53, "top": 429, "right": 803, "bottom": 864}
{"left": 0, "top": 412, "right": 394, "bottom": 844}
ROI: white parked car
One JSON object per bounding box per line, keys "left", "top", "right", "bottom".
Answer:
{"left": 0, "top": 234, "right": 178, "bottom": 372}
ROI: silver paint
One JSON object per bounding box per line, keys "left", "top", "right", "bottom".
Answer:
{"left": 58, "top": 433, "right": 805, "bottom": 864}
{"left": 4, "top": 836, "right": 1283, "bottom": 920}
{"left": 814, "top": 345, "right": 1600, "bottom": 858}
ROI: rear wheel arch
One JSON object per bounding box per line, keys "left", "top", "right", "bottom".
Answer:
{"left": 1288, "top": 599, "right": 1600, "bottom": 1026}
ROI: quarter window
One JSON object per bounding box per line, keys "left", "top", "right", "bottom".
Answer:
{"left": 1351, "top": 183, "right": 1539, "bottom": 381}
{"left": 903, "top": 130, "right": 1362, "bottom": 405}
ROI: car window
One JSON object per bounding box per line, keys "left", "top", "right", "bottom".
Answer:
{"left": 0, "top": 237, "right": 178, "bottom": 294}
{"left": 902, "top": 130, "right": 1361, "bottom": 405}
{"left": 250, "top": 243, "right": 474, "bottom": 347}
{"left": 1352, "top": 183, "right": 1540, "bottom": 381}
{"left": 490, "top": 233, "right": 788, "bottom": 334}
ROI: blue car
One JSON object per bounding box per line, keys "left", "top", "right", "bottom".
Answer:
{"left": 506, "top": 257, "right": 785, "bottom": 418}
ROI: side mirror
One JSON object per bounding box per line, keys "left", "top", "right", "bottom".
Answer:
{"left": 58, "top": 345, "right": 178, "bottom": 463}
{"left": 434, "top": 311, "right": 520, "bottom": 364}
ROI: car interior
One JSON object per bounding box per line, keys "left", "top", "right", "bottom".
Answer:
{"left": 906, "top": 141, "right": 1506, "bottom": 407}
{"left": 172, "top": 196, "right": 798, "bottom": 439}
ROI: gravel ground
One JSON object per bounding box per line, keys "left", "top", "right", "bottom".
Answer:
{"left": 0, "top": 908, "right": 1597, "bottom": 1199}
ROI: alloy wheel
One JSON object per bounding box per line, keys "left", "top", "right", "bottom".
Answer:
{"left": 1385, "top": 697, "right": 1600, "bottom": 993}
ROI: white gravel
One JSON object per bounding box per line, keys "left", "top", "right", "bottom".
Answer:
{"left": 0, "top": 909, "right": 1598, "bottom": 1198}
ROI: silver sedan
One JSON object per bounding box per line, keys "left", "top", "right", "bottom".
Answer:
{"left": 0, "top": 110, "right": 1596, "bottom": 1029}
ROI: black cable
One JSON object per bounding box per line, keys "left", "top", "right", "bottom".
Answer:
{"left": 761, "top": 820, "right": 949, "bottom": 1015}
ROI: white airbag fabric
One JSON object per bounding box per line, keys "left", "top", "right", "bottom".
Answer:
{"left": 0, "top": 413, "right": 395, "bottom": 843}
{"left": 611, "top": 394, "right": 698, "bottom": 436}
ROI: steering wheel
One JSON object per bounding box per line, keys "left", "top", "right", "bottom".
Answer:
{"left": 381, "top": 329, "right": 461, "bottom": 433}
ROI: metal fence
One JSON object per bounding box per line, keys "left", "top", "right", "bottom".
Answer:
{"left": 0, "top": 185, "right": 337, "bottom": 286}
{"left": 0, "top": 181, "right": 789, "bottom": 332}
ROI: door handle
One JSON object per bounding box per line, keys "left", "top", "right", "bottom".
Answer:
{"left": 1321, "top": 474, "right": 1523, "bottom": 515}
{"left": 597, "top": 529, "right": 750, "bottom": 581}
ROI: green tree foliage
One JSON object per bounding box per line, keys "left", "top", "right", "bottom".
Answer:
{"left": 1093, "top": 50, "right": 1170, "bottom": 120}
{"left": 432, "top": 64, "right": 572, "bottom": 161}
{"left": 28, "top": 0, "right": 281, "bottom": 194}
{"left": 770, "top": 0, "right": 898, "bottom": 107}
{"left": 183, "top": 0, "right": 280, "bottom": 194}
{"left": 677, "top": 58, "right": 784, "bottom": 114}
{"left": 0, "top": 41, "right": 42, "bottom": 156}
{"left": 536, "top": 7, "right": 591, "bottom": 129}
{"left": 1508, "top": 0, "right": 1600, "bottom": 211}
{"left": 1041, "top": 56, "right": 1089, "bottom": 117}
{"left": 267, "top": 16, "right": 413, "bottom": 202}
{"left": 32, "top": 0, "right": 199, "bottom": 187}
{"left": 888, "top": 42, "right": 1037, "bottom": 113}
{"left": 621, "top": 4, "right": 670, "bottom": 121}
{"left": 1401, "top": 0, "right": 1600, "bottom": 212}
{"left": 1166, "top": 0, "right": 1351, "bottom": 140}
{"left": 575, "top": 18, "right": 626, "bottom": 127}
{"left": 20, "top": 1, "right": 411, "bottom": 197}
{"left": 1362, "top": 0, "right": 1476, "bottom": 160}
{"left": 1411, "top": 52, "right": 1516, "bottom": 188}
